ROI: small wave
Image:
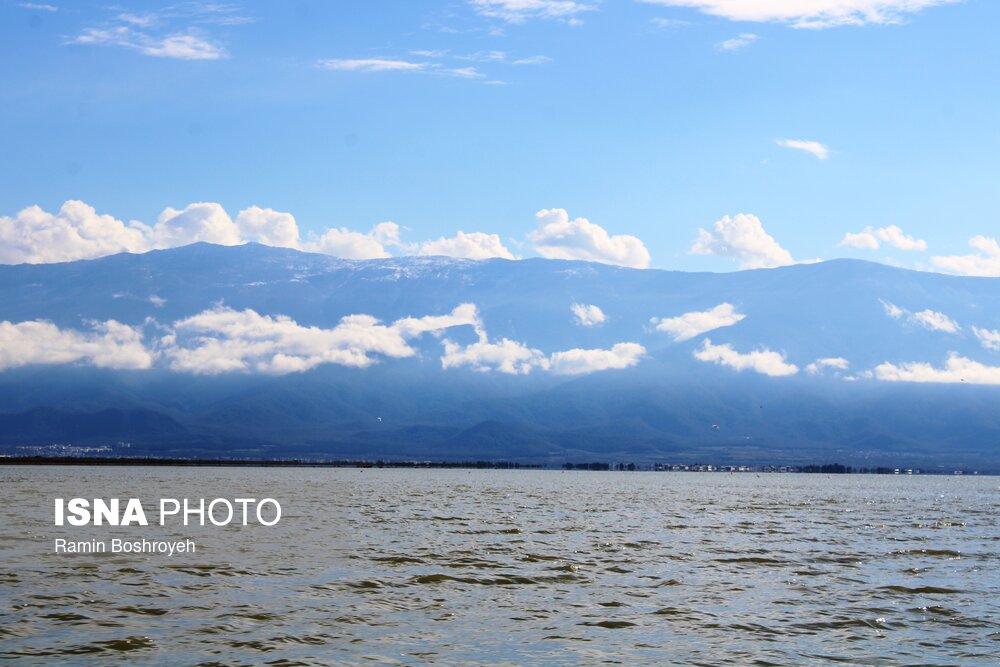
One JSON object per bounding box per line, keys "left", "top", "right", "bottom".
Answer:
{"left": 410, "top": 572, "right": 583, "bottom": 586}
{"left": 578, "top": 620, "right": 637, "bottom": 629}
{"left": 879, "top": 585, "right": 964, "bottom": 594}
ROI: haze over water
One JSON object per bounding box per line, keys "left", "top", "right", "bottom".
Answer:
{"left": 1, "top": 466, "right": 998, "bottom": 665}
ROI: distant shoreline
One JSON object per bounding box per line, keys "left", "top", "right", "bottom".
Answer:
{"left": 0, "top": 456, "right": 544, "bottom": 469}
{"left": 0, "top": 456, "right": 990, "bottom": 475}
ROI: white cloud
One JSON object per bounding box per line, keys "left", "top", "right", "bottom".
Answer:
{"left": 652, "top": 302, "right": 745, "bottom": 341}
{"left": 419, "top": 231, "right": 515, "bottom": 260}
{"left": 694, "top": 339, "right": 799, "bottom": 376}
{"left": 874, "top": 353, "right": 1000, "bottom": 385}
{"left": 881, "top": 301, "right": 960, "bottom": 334}
{"left": 973, "top": 327, "right": 1000, "bottom": 352}
{"left": 444, "top": 66, "right": 486, "bottom": 79}
{"left": 438, "top": 304, "right": 643, "bottom": 376}
{"left": 839, "top": 225, "right": 926, "bottom": 251}
{"left": 805, "top": 357, "right": 849, "bottom": 375}
{"left": 881, "top": 299, "right": 905, "bottom": 319}
{"left": 0, "top": 319, "right": 153, "bottom": 371}
{"left": 141, "top": 33, "right": 226, "bottom": 60}
{"left": 876, "top": 225, "right": 927, "bottom": 251}
{"left": 319, "top": 49, "right": 542, "bottom": 83}
{"left": 117, "top": 12, "right": 156, "bottom": 27}
{"left": 371, "top": 221, "right": 403, "bottom": 248}
{"left": 0, "top": 201, "right": 152, "bottom": 264}
{"left": 571, "top": 303, "right": 606, "bottom": 327}
{"left": 392, "top": 304, "right": 483, "bottom": 339}
{"left": 840, "top": 229, "right": 880, "bottom": 250}
{"left": 441, "top": 337, "right": 549, "bottom": 375}
{"left": 303, "top": 226, "right": 392, "bottom": 260}
{"left": 72, "top": 27, "right": 227, "bottom": 60}
{"left": 19, "top": 3, "right": 58, "bottom": 11}
{"left": 549, "top": 343, "right": 645, "bottom": 375}
{"left": 636, "top": 0, "right": 960, "bottom": 29}
{"left": 0, "top": 200, "right": 410, "bottom": 264}
{"left": 456, "top": 50, "right": 509, "bottom": 62}
{"left": 468, "top": 0, "right": 595, "bottom": 23}
{"left": 70, "top": 2, "right": 249, "bottom": 59}
{"left": 0, "top": 301, "right": 646, "bottom": 378}
{"left": 411, "top": 49, "right": 450, "bottom": 58}
{"left": 444, "top": 50, "right": 549, "bottom": 65}
{"left": 319, "top": 58, "right": 500, "bottom": 81}
{"left": 318, "top": 58, "right": 428, "bottom": 73}
{"left": 512, "top": 55, "right": 551, "bottom": 65}
{"left": 530, "top": 208, "right": 651, "bottom": 268}
{"left": 931, "top": 236, "right": 1000, "bottom": 277}
{"left": 690, "top": 213, "right": 797, "bottom": 269}
{"left": 113, "top": 4, "right": 252, "bottom": 27}
{"left": 912, "top": 309, "right": 960, "bottom": 334}
{"left": 775, "top": 138, "right": 830, "bottom": 160}
{"left": 235, "top": 206, "right": 301, "bottom": 248}
{"left": 154, "top": 202, "right": 243, "bottom": 247}
{"left": 441, "top": 335, "right": 645, "bottom": 376}
{"left": 650, "top": 17, "right": 689, "bottom": 28}
{"left": 166, "top": 304, "right": 481, "bottom": 375}
{"left": 717, "top": 33, "right": 759, "bottom": 51}
{"left": 297, "top": 220, "right": 400, "bottom": 260}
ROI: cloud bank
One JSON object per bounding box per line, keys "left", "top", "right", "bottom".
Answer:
{"left": 166, "top": 305, "right": 480, "bottom": 374}
{"left": 0, "top": 201, "right": 410, "bottom": 264}
{"left": 0, "top": 319, "right": 154, "bottom": 371}
{"left": 0, "top": 201, "right": 153, "bottom": 264}
{"left": 0, "top": 201, "right": 544, "bottom": 265}
{"left": 0, "top": 303, "right": 645, "bottom": 378}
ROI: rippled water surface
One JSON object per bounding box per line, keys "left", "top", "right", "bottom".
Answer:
{"left": 2, "top": 466, "right": 999, "bottom": 665}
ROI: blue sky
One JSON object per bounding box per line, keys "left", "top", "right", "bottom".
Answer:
{"left": 1, "top": 0, "right": 998, "bottom": 272}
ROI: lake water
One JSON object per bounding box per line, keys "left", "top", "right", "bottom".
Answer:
{"left": 1, "top": 466, "right": 998, "bottom": 665}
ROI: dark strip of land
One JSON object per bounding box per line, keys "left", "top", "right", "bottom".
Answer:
{"left": 0, "top": 456, "right": 541, "bottom": 469}
{"left": 0, "top": 456, "right": 987, "bottom": 475}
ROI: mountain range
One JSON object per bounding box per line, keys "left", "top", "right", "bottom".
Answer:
{"left": 1, "top": 243, "right": 998, "bottom": 470}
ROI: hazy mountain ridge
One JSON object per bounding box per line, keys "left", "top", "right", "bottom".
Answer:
{"left": 1, "top": 243, "right": 999, "bottom": 468}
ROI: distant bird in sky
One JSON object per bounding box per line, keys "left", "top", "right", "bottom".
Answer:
{"left": 711, "top": 424, "right": 720, "bottom": 430}
{"left": 377, "top": 416, "right": 382, "bottom": 422}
